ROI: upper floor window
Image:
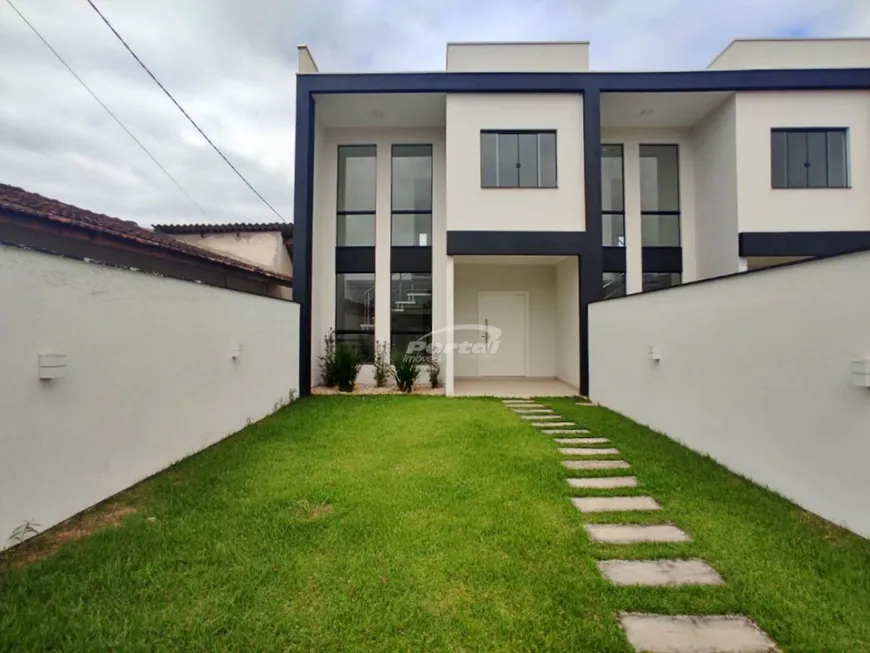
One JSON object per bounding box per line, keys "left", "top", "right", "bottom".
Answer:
{"left": 601, "top": 144, "right": 625, "bottom": 247}
{"left": 392, "top": 145, "right": 432, "bottom": 246}
{"left": 337, "top": 145, "right": 376, "bottom": 247}
{"left": 480, "top": 131, "right": 557, "bottom": 189}
{"left": 771, "top": 129, "right": 848, "bottom": 189}
{"left": 640, "top": 144, "right": 681, "bottom": 247}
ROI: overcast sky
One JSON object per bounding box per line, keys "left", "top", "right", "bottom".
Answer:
{"left": 1, "top": 0, "right": 869, "bottom": 226}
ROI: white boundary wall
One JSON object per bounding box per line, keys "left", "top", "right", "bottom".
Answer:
{"left": 589, "top": 250, "right": 870, "bottom": 538}
{"left": 0, "top": 246, "right": 299, "bottom": 549}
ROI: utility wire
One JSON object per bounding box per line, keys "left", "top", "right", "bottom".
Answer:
{"left": 4, "top": 0, "right": 209, "bottom": 217}
{"left": 84, "top": 0, "right": 288, "bottom": 223}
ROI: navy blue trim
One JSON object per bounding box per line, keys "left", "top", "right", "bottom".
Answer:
{"left": 391, "top": 246, "right": 432, "bottom": 272}
{"left": 642, "top": 247, "right": 683, "bottom": 273}
{"left": 738, "top": 231, "right": 870, "bottom": 258}
{"left": 580, "top": 88, "right": 602, "bottom": 397}
{"left": 602, "top": 247, "right": 626, "bottom": 272}
{"left": 335, "top": 247, "right": 376, "bottom": 273}
{"left": 446, "top": 231, "right": 586, "bottom": 256}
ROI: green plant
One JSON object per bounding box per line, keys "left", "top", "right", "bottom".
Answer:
{"left": 374, "top": 341, "right": 390, "bottom": 388}
{"left": 428, "top": 356, "right": 441, "bottom": 388}
{"left": 317, "top": 329, "right": 338, "bottom": 387}
{"left": 334, "top": 343, "right": 362, "bottom": 392}
{"left": 392, "top": 354, "right": 420, "bottom": 393}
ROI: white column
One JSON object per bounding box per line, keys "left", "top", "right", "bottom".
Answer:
{"left": 623, "top": 141, "right": 643, "bottom": 294}
{"left": 444, "top": 256, "right": 455, "bottom": 396}
{"left": 374, "top": 138, "right": 392, "bottom": 354}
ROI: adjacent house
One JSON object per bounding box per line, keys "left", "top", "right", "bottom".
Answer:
{"left": 293, "top": 37, "right": 870, "bottom": 397}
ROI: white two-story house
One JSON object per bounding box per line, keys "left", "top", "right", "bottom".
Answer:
{"left": 293, "top": 38, "right": 870, "bottom": 397}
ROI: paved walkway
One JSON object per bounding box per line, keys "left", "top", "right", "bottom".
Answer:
{"left": 502, "top": 398, "right": 778, "bottom": 653}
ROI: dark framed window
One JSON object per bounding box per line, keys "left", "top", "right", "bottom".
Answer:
{"left": 771, "top": 128, "right": 848, "bottom": 189}
{"left": 391, "top": 145, "right": 432, "bottom": 246}
{"left": 603, "top": 272, "right": 626, "bottom": 299}
{"left": 391, "top": 272, "right": 432, "bottom": 356}
{"left": 481, "top": 131, "right": 557, "bottom": 188}
{"left": 642, "top": 272, "right": 681, "bottom": 293}
{"left": 336, "top": 272, "right": 375, "bottom": 362}
{"left": 640, "top": 144, "right": 681, "bottom": 247}
{"left": 602, "top": 144, "right": 625, "bottom": 246}
{"left": 337, "top": 145, "right": 376, "bottom": 246}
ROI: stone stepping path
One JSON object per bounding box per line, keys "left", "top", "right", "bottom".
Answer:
{"left": 531, "top": 421, "right": 576, "bottom": 428}
{"left": 558, "top": 447, "right": 621, "bottom": 456}
{"left": 585, "top": 523, "right": 690, "bottom": 543}
{"left": 568, "top": 476, "right": 637, "bottom": 489}
{"left": 563, "top": 459, "right": 630, "bottom": 470}
{"left": 554, "top": 437, "right": 609, "bottom": 445}
{"left": 542, "top": 428, "right": 589, "bottom": 435}
{"left": 599, "top": 559, "right": 724, "bottom": 586}
{"left": 571, "top": 496, "right": 661, "bottom": 513}
{"left": 520, "top": 414, "right": 562, "bottom": 420}
{"left": 511, "top": 409, "right": 554, "bottom": 415}
{"left": 619, "top": 614, "right": 776, "bottom": 653}
{"left": 502, "top": 399, "right": 538, "bottom": 405}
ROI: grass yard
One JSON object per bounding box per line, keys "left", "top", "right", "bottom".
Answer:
{"left": 1, "top": 396, "right": 869, "bottom": 652}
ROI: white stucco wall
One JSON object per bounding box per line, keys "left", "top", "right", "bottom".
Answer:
{"left": 735, "top": 91, "right": 870, "bottom": 232}
{"left": 446, "top": 42, "right": 589, "bottom": 72}
{"left": 446, "top": 94, "right": 585, "bottom": 232}
{"left": 0, "top": 245, "right": 299, "bottom": 549}
{"left": 172, "top": 231, "right": 292, "bottom": 278}
{"left": 555, "top": 257, "right": 580, "bottom": 388}
{"left": 709, "top": 38, "right": 870, "bottom": 70}
{"left": 589, "top": 251, "right": 870, "bottom": 538}
{"left": 453, "top": 262, "right": 556, "bottom": 378}
{"left": 692, "top": 96, "right": 739, "bottom": 279}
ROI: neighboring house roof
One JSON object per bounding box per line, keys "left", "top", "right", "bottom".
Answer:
{"left": 153, "top": 222, "right": 293, "bottom": 236}
{"left": 0, "top": 184, "right": 292, "bottom": 284}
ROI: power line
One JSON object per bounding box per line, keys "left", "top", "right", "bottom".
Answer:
{"left": 4, "top": 0, "right": 209, "bottom": 217}
{"left": 84, "top": 0, "right": 288, "bottom": 223}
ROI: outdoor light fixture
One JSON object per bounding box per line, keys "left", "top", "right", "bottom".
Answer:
{"left": 38, "top": 352, "right": 66, "bottom": 380}
{"left": 649, "top": 346, "right": 661, "bottom": 362}
{"left": 850, "top": 357, "right": 870, "bottom": 387}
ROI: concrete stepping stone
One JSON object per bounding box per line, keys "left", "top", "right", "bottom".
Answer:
{"left": 511, "top": 408, "right": 553, "bottom": 413}
{"left": 574, "top": 402, "right": 597, "bottom": 406}
{"left": 531, "top": 421, "right": 576, "bottom": 428}
{"left": 585, "top": 524, "right": 690, "bottom": 543}
{"left": 502, "top": 399, "right": 538, "bottom": 404}
{"left": 558, "top": 447, "right": 621, "bottom": 456}
{"left": 571, "top": 496, "right": 660, "bottom": 513}
{"left": 598, "top": 559, "right": 723, "bottom": 586}
{"left": 619, "top": 614, "right": 776, "bottom": 653}
{"left": 563, "top": 460, "right": 629, "bottom": 470}
{"left": 568, "top": 476, "right": 637, "bottom": 489}
{"left": 554, "top": 437, "right": 609, "bottom": 445}
{"left": 520, "top": 414, "right": 562, "bottom": 420}
{"left": 542, "top": 429, "right": 590, "bottom": 435}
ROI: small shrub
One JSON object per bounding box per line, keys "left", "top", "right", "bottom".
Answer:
{"left": 428, "top": 356, "right": 441, "bottom": 388}
{"left": 392, "top": 354, "right": 420, "bottom": 393}
{"left": 317, "top": 329, "right": 338, "bottom": 387}
{"left": 334, "top": 343, "right": 362, "bottom": 392}
{"left": 373, "top": 341, "right": 390, "bottom": 388}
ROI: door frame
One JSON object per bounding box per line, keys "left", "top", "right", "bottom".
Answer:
{"left": 476, "top": 290, "right": 530, "bottom": 377}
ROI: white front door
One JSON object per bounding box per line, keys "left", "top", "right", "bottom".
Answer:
{"left": 477, "top": 291, "right": 527, "bottom": 377}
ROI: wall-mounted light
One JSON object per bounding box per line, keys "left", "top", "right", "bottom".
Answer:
{"left": 231, "top": 345, "right": 242, "bottom": 360}
{"left": 850, "top": 358, "right": 870, "bottom": 387}
{"left": 649, "top": 346, "right": 661, "bottom": 362}
{"left": 39, "top": 353, "right": 66, "bottom": 380}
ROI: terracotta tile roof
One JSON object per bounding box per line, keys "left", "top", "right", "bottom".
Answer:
{"left": 0, "top": 184, "right": 292, "bottom": 284}
{"left": 153, "top": 222, "right": 293, "bottom": 236}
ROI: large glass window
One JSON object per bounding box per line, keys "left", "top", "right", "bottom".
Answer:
{"left": 391, "top": 145, "right": 432, "bottom": 246}
{"left": 480, "top": 131, "right": 557, "bottom": 189}
{"left": 642, "top": 272, "right": 681, "bottom": 293}
{"left": 602, "top": 144, "right": 625, "bottom": 246}
{"left": 603, "top": 272, "right": 626, "bottom": 299}
{"left": 640, "top": 144, "right": 681, "bottom": 247}
{"left": 336, "top": 272, "right": 375, "bottom": 362}
{"left": 337, "top": 145, "right": 376, "bottom": 246}
{"left": 391, "top": 273, "right": 432, "bottom": 357}
{"left": 771, "top": 129, "right": 848, "bottom": 189}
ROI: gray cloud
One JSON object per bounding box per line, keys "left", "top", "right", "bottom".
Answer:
{"left": 0, "top": 0, "right": 868, "bottom": 226}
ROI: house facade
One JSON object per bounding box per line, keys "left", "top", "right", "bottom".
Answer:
{"left": 293, "top": 38, "right": 870, "bottom": 397}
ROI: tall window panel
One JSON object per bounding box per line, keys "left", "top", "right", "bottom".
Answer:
{"left": 642, "top": 273, "right": 681, "bottom": 293}
{"left": 337, "top": 145, "right": 376, "bottom": 246}
{"left": 640, "top": 144, "right": 681, "bottom": 247}
{"left": 603, "top": 272, "right": 626, "bottom": 299}
{"left": 601, "top": 144, "right": 625, "bottom": 246}
{"left": 771, "top": 128, "right": 849, "bottom": 189}
{"left": 391, "top": 273, "right": 432, "bottom": 357}
{"left": 480, "top": 131, "right": 557, "bottom": 189}
{"left": 336, "top": 272, "right": 375, "bottom": 362}
{"left": 391, "top": 145, "right": 433, "bottom": 246}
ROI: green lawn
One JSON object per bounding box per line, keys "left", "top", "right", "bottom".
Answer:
{"left": 1, "top": 396, "right": 868, "bottom": 652}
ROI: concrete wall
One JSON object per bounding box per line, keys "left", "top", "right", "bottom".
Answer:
{"left": 692, "top": 96, "right": 739, "bottom": 279}
{"left": 589, "top": 251, "right": 870, "bottom": 538}
{"left": 0, "top": 245, "right": 299, "bottom": 549}
{"left": 555, "top": 257, "right": 580, "bottom": 388}
{"left": 446, "top": 94, "right": 584, "bottom": 232}
{"left": 446, "top": 42, "right": 589, "bottom": 72}
{"left": 172, "top": 231, "right": 292, "bottom": 280}
{"left": 709, "top": 38, "right": 870, "bottom": 70}
{"left": 453, "top": 262, "right": 556, "bottom": 378}
{"left": 735, "top": 91, "right": 870, "bottom": 232}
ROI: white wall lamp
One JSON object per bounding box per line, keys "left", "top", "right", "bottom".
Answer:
{"left": 649, "top": 346, "right": 662, "bottom": 363}
{"left": 850, "top": 358, "right": 870, "bottom": 387}
{"left": 38, "top": 352, "right": 66, "bottom": 380}
{"left": 231, "top": 344, "right": 242, "bottom": 360}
